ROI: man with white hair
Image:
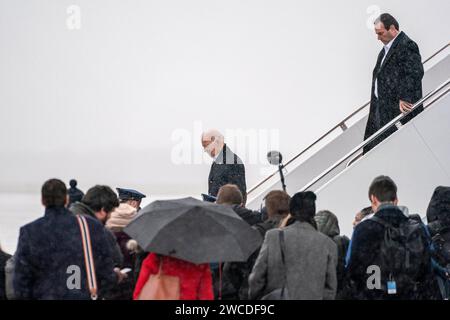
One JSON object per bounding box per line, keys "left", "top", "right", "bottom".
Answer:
{"left": 201, "top": 129, "right": 247, "bottom": 205}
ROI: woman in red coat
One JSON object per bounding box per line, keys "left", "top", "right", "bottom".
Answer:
{"left": 133, "top": 253, "right": 214, "bottom": 300}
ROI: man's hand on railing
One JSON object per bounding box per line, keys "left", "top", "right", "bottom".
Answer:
{"left": 399, "top": 100, "right": 413, "bottom": 114}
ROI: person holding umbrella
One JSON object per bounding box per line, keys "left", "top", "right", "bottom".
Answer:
{"left": 125, "top": 197, "right": 262, "bottom": 300}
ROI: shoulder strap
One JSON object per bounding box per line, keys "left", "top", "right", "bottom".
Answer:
{"left": 370, "top": 216, "right": 393, "bottom": 229}
{"left": 76, "top": 215, "right": 98, "bottom": 300}
{"left": 278, "top": 231, "right": 288, "bottom": 292}
{"left": 279, "top": 230, "right": 286, "bottom": 265}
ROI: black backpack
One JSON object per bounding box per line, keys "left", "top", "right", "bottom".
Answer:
{"left": 332, "top": 235, "right": 350, "bottom": 292}
{"left": 371, "top": 216, "right": 429, "bottom": 298}
{"left": 424, "top": 219, "right": 450, "bottom": 299}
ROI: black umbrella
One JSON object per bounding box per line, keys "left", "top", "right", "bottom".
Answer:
{"left": 124, "top": 197, "right": 263, "bottom": 264}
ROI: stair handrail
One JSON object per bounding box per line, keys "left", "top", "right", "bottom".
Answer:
{"left": 300, "top": 78, "right": 450, "bottom": 192}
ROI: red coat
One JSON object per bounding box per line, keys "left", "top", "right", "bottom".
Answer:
{"left": 133, "top": 253, "right": 214, "bottom": 300}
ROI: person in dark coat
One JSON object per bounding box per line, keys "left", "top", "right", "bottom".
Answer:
{"left": 69, "top": 185, "right": 123, "bottom": 268}
{"left": 211, "top": 184, "right": 262, "bottom": 299}
{"left": 344, "top": 206, "right": 374, "bottom": 270}
{"left": 426, "top": 186, "right": 450, "bottom": 225}
{"left": 425, "top": 186, "right": 450, "bottom": 299}
{"left": 0, "top": 245, "right": 11, "bottom": 300}
{"left": 345, "top": 176, "right": 440, "bottom": 300}
{"left": 202, "top": 130, "right": 247, "bottom": 204}
{"left": 222, "top": 190, "right": 290, "bottom": 300}
{"left": 14, "top": 179, "right": 121, "bottom": 300}
{"left": 363, "top": 13, "right": 424, "bottom": 154}
{"left": 68, "top": 179, "right": 84, "bottom": 207}
{"left": 315, "top": 210, "right": 350, "bottom": 299}
{"left": 105, "top": 187, "right": 146, "bottom": 300}
{"left": 216, "top": 184, "right": 262, "bottom": 226}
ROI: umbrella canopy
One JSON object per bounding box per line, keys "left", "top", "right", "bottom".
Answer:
{"left": 124, "top": 197, "right": 263, "bottom": 264}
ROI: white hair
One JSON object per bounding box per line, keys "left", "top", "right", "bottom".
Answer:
{"left": 201, "top": 129, "right": 224, "bottom": 144}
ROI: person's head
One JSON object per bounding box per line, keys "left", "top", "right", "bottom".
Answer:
{"left": 368, "top": 176, "right": 398, "bottom": 212}
{"left": 116, "top": 188, "right": 146, "bottom": 209}
{"left": 82, "top": 185, "right": 119, "bottom": 224}
{"left": 69, "top": 179, "right": 77, "bottom": 189}
{"left": 374, "top": 13, "right": 400, "bottom": 45}
{"left": 353, "top": 206, "right": 374, "bottom": 228}
{"left": 201, "top": 129, "right": 225, "bottom": 158}
{"left": 41, "top": 179, "right": 68, "bottom": 209}
{"left": 216, "top": 184, "right": 243, "bottom": 206}
{"left": 122, "top": 199, "right": 140, "bottom": 209}
{"left": 315, "top": 210, "right": 340, "bottom": 237}
{"left": 426, "top": 186, "right": 450, "bottom": 224}
{"left": 264, "top": 190, "right": 290, "bottom": 220}
{"left": 289, "top": 191, "right": 318, "bottom": 229}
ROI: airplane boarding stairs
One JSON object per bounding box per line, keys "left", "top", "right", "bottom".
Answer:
{"left": 246, "top": 43, "right": 450, "bottom": 237}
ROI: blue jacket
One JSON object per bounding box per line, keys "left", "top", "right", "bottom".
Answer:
{"left": 14, "top": 207, "right": 117, "bottom": 299}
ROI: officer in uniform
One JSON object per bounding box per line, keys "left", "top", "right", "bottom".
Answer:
{"left": 116, "top": 188, "right": 146, "bottom": 211}
{"left": 113, "top": 188, "right": 148, "bottom": 288}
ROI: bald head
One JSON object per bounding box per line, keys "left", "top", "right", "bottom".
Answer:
{"left": 201, "top": 129, "right": 225, "bottom": 158}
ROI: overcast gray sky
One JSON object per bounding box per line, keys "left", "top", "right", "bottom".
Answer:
{"left": 0, "top": 0, "right": 449, "bottom": 196}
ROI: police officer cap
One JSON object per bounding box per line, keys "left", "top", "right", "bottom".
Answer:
{"left": 116, "top": 188, "right": 146, "bottom": 201}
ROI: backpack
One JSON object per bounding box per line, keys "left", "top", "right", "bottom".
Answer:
{"left": 371, "top": 216, "right": 429, "bottom": 298}
{"left": 332, "top": 235, "right": 349, "bottom": 291}
{"left": 424, "top": 219, "right": 450, "bottom": 299}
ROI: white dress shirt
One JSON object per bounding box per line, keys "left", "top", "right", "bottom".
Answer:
{"left": 374, "top": 33, "right": 400, "bottom": 98}
{"left": 212, "top": 145, "right": 224, "bottom": 163}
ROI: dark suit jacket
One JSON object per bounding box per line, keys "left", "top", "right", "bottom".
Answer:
{"left": 364, "top": 31, "right": 424, "bottom": 152}
{"left": 208, "top": 144, "right": 246, "bottom": 201}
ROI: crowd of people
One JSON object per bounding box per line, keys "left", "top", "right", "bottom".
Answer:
{"left": 0, "top": 175, "right": 449, "bottom": 300}
{"left": 0, "top": 7, "right": 445, "bottom": 301}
